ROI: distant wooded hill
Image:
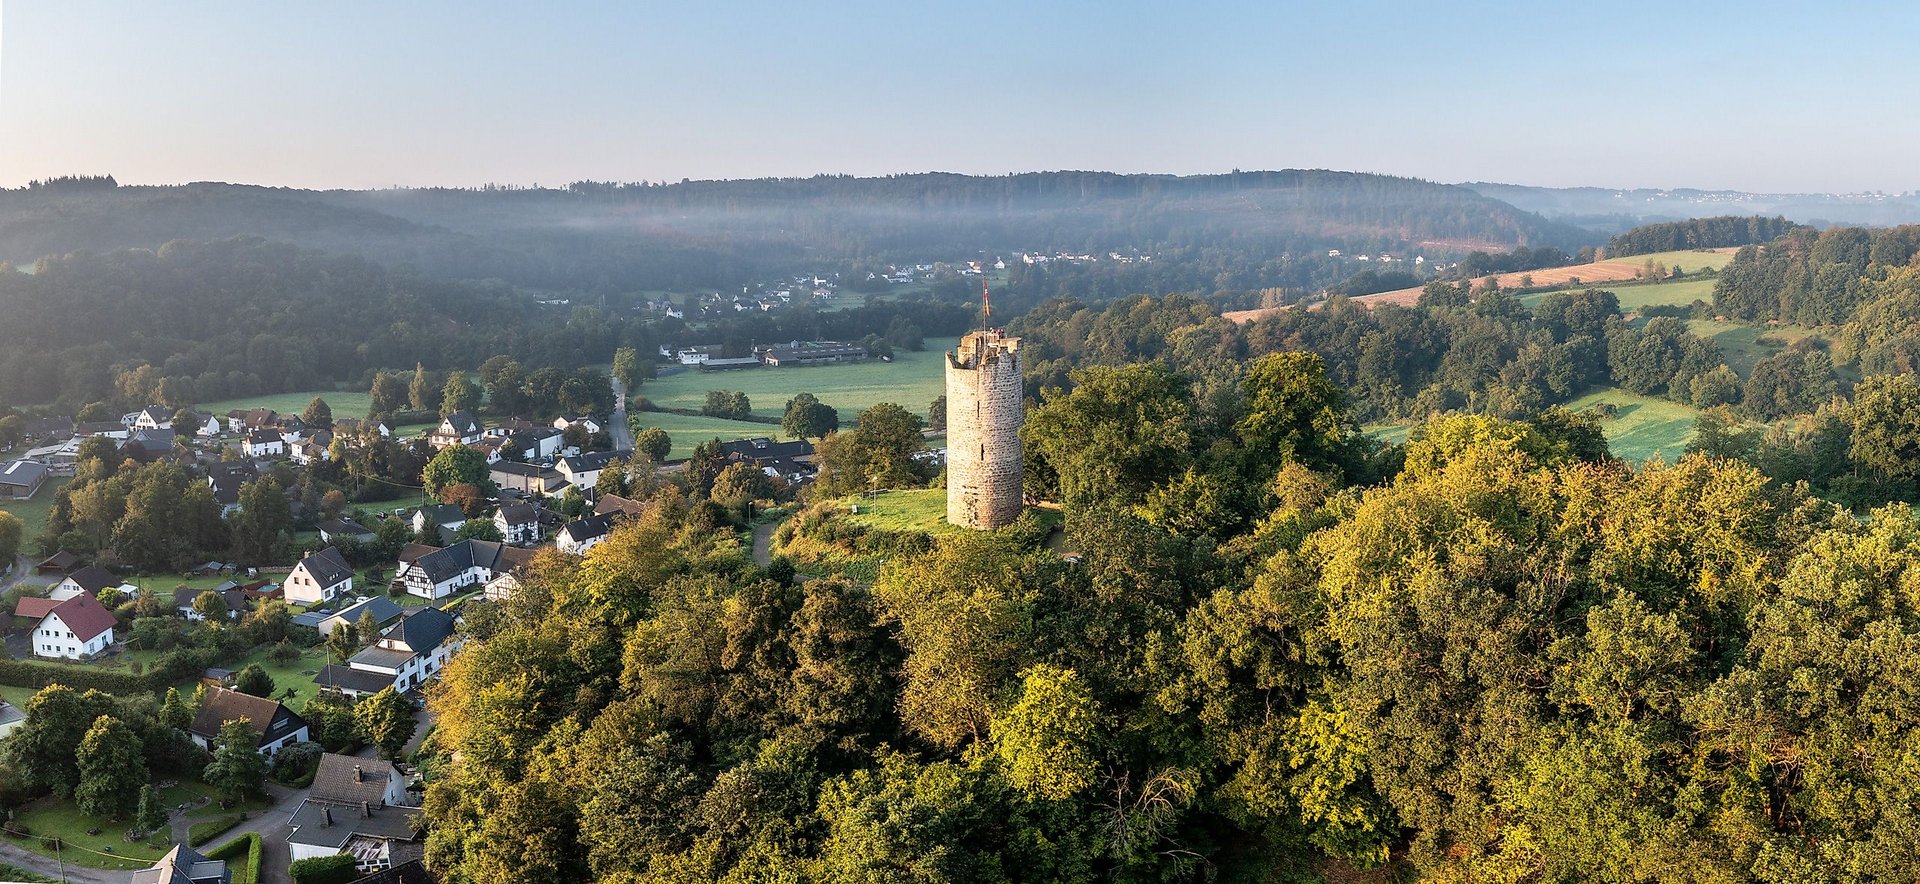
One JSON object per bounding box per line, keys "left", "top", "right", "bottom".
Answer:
{"left": 1466, "top": 182, "right": 1920, "bottom": 232}
{"left": 0, "top": 171, "right": 1595, "bottom": 292}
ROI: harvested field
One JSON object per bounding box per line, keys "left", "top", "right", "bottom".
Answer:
{"left": 1224, "top": 247, "right": 1739, "bottom": 321}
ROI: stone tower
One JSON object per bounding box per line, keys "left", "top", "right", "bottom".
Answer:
{"left": 945, "top": 329, "right": 1024, "bottom": 529}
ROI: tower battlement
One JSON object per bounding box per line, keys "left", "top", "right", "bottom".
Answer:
{"left": 945, "top": 330, "right": 1024, "bottom": 530}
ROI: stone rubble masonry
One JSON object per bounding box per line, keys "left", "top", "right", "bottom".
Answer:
{"left": 945, "top": 330, "right": 1024, "bottom": 529}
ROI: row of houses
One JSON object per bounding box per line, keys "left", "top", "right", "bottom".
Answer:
{"left": 661, "top": 340, "right": 869, "bottom": 369}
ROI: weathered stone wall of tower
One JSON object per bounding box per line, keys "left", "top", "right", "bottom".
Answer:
{"left": 945, "top": 331, "right": 1024, "bottom": 529}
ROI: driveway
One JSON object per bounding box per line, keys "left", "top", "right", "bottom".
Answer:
{"left": 198, "top": 782, "right": 309, "bottom": 884}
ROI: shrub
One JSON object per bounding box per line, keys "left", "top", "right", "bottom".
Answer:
{"left": 290, "top": 854, "right": 359, "bottom": 884}
{"left": 205, "top": 833, "right": 262, "bottom": 884}
{"left": 187, "top": 814, "right": 243, "bottom": 846}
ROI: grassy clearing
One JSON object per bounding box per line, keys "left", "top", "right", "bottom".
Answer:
{"left": 1563, "top": 387, "right": 1702, "bottom": 463}
{"left": 1608, "top": 249, "right": 1740, "bottom": 274}
{"left": 638, "top": 348, "right": 947, "bottom": 424}
{"left": 8, "top": 796, "right": 171, "bottom": 869}
{"left": 0, "top": 475, "right": 70, "bottom": 544}
{"left": 1686, "top": 319, "right": 1824, "bottom": 377}
{"left": 838, "top": 489, "right": 961, "bottom": 537}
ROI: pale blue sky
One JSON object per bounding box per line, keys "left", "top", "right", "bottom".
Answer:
{"left": 3, "top": 1, "right": 1916, "bottom": 192}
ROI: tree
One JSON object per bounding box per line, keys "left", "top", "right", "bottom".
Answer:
{"left": 612, "top": 346, "right": 644, "bottom": 392}
{"left": 229, "top": 477, "right": 291, "bottom": 564}
{"left": 634, "top": 426, "right": 672, "bottom": 464}
{"left": 5, "top": 685, "right": 118, "bottom": 797}
{"left": 75, "top": 714, "right": 145, "bottom": 819}
{"left": 301, "top": 396, "right": 333, "bottom": 430}
{"left": 1851, "top": 373, "right": 1920, "bottom": 480}
{"left": 0, "top": 414, "right": 22, "bottom": 449}
{"left": 782, "top": 393, "right": 840, "bottom": 442}
{"left": 0, "top": 511, "right": 21, "bottom": 566}
{"left": 454, "top": 521, "right": 504, "bottom": 542}
{"left": 813, "top": 401, "right": 925, "bottom": 496}
{"left": 160, "top": 687, "right": 196, "bottom": 730}
{"left": 356, "top": 609, "right": 383, "bottom": 648}
{"left": 1021, "top": 362, "right": 1193, "bottom": 509}
{"left": 409, "top": 362, "right": 438, "bottom": 413}
{"left": 1236, "top": 351, "right": 1349, "bottom": 475}
{"left": 327, "top": 622, "right": 360, "bottom": 663}
{"left": 442, "top": 372, "right": 479, "bottom": 417}
{"left": 135, "top": 782, "right": 167, "bottom": 833}
{"left": 234, "top": 663, "right": 275, "bottom": 697}
{"left": 369, "top": 371, "right": 408, "bottom": 418}
{"left": 711, "top": 462, "right": 774, "bottom": 512}
{"left": 928, "top": 394, "right": 947, "bottom": 432}
{"left": 193, "top": 590, "right": 228, "bottom": 623}
{"left": 357, "top": 687, "right": 418, "bottom": 761}
{"left": 203, "top": 718, "right": 268, "bottom": 804}
{"left": 422, "top": 444, "right": 488, "bottom": 497}
{"left": 990, "top": 665, "right": 1101, "bottom": 801}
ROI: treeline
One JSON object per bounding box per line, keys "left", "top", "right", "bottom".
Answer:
{"left": 416, "top": 348, "right": 1920, "bottom": 881}
{"left": 1606, "top": 214, "right": 1804, "bottom": 258}
{"left": 1714, "top": 224, "right": 1920, "bottom": 329}
{"left": 1008, "top": 286, "right": 1741, "bottom": 423}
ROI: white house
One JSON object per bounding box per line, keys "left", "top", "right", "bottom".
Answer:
{"left": 552, "top": 414, "right": 603, "bottom": 436}
{"left": 286, "top": 754, "right": 421, "bottom": 873}
{"left": 283, "top": 547, "right": 355, "bottom": 606}
{"left": 556, "top": 514, "right": 613, "bottom": 556}
{"left": 193, "top": 413, "right": 224, "bottom": 438}
{"left": 556, "top": 450, "right": 625, "bottom": 491}
{"left": 51, "top": 564, "right": 135, "bottom": 601}
{"left": 410, "top": 504, "right": 465, "bottom": 541}
{"left": 131, "top": 406, "right": 173, "bottom": 431}
{"left": 395, "top": 539, "right": 525, "bottom": 601}
{"left": 429, "top": 412, "right": 485, "bottom": 449}
{"left": 245, "top": 428, "right": 285, "bottom": 458}
{"left": 22, "top": 594, "right": 117, "bottom": 659}
{"left": 493, "top": 502, "right": 541, "bottom": 546}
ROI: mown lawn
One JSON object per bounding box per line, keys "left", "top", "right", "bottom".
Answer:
{"left": 201, "top": 390, "right": 376, "bottom": 422}
{"left": 1611, "top": 248, "right": 1740, "bottom": 275}
{"left": 638, "top": 348, "right": 947, "bottom": 424}
{"left": 224, "top": 643, "right": 332, "bottom": 710}
{"left": 8, "top": 795, "right": 173, "bottom": 870}
{"left": 627, "top": 413, "right": 795, "bottom": 459}
{"left": 1686, "top": 319, "right": 1826, "bottom": 377}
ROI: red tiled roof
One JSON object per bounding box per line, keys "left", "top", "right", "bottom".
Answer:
{"left": 14, "top": 597, "right": 60, "bottom": 620}
{"left": 48, "top": 594, "right": 117, "bottom": 642}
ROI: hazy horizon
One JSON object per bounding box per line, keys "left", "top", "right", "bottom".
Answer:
{"left": 7, "top": 1, "right": 1920, "bottom": 193}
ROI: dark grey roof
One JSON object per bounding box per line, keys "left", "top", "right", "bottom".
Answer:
{"left": 561, "top": 514, "right": 613, "bottom": 544}
{"left": 125, "top": 428, "right": 174, "bottom": 453}
{"left": 298, "top": 547, "right": 355, "bottom": 588}
{"left": 288, "top": 798, "right": 420, "bottom": 849}
{"left": 439, "top": 411, "right": 480, "bottom": 435}
{"left": 0, "top": 459, "right": 49, "bottom": 488}
{"left": 315, "top": 664, "right": 394, "bottom": 694}
{"left": 325, "top": 596, "right": 403, "bottom": 630}
{"left": 385, "top": 607, "right": 456, "bottom": 655}
{"left": 495, "top": 502, "right": 537, "bottom": 525}
{"left": 132, "top": 843, "right": 227, "bottom": 884}
{"left": 173, "top": 587, "right": 248, "bottom": 614}
{"left": 560, "top": 450, "right": 627, "bottom": 473}
{"left": 312, "top": 753, "right": 402, "bottom": 806}
{"left": 719, "top": 437, "right": 815, "bottom": 462}
{"left": 488, "top": 461, "right": 547, "bottom": 478}
{"left": 407, "top": 539, "right": 507, "bottom": 585}
{"left": 416, "top": 504, "right": 464, "bottom": 526}
{"left": 292, "top": 611, "right": 331, "bottom": 629}
{"left": 349, "top": 646, "right": 417, "bottom": 670}
{"left": 246, "top": 428, "right": 280, "bottom": 444}
{"left": 65, "top": 564, "right": 121, "bottom": 594}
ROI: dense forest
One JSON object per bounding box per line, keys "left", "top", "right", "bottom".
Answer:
{"left": 0, "top": 172, "right": 1596, "bottom": 294}
{"left": 1605, "top": 215, "right": 1804, "bottom": 258}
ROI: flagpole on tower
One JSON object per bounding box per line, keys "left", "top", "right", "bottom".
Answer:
{"left": 982, "top": 277, "right": 992, "bottom": 329}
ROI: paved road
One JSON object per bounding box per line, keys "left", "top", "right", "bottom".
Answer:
{"left": 0, "top": 838, "right": 132, "bottom": 883}
{"left": 200, "top": 782, "right": 310, "bottom": 884}
{"left": 751, "top": 522, "right": 776, "bottom": 567}
{"left": 610, "top": 376, "right": 635, "bottom": 454}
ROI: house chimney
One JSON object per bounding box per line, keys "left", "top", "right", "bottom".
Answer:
{"left": 322, "top": 806, "right": 332, "bottom": 827}
{"left": 354, "top": 765, "right": 363, "bottom": 783}
{"left": 361, "top": 801, "right": 371, "bottom": 818}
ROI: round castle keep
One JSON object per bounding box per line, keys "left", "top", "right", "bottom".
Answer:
{"left": 945, "top": 330, "right": 1024, "bottom": 530}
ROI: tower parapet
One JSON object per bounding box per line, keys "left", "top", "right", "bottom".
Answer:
{"left": 945, "top": 329, "right": 1024, "bottom": 529}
